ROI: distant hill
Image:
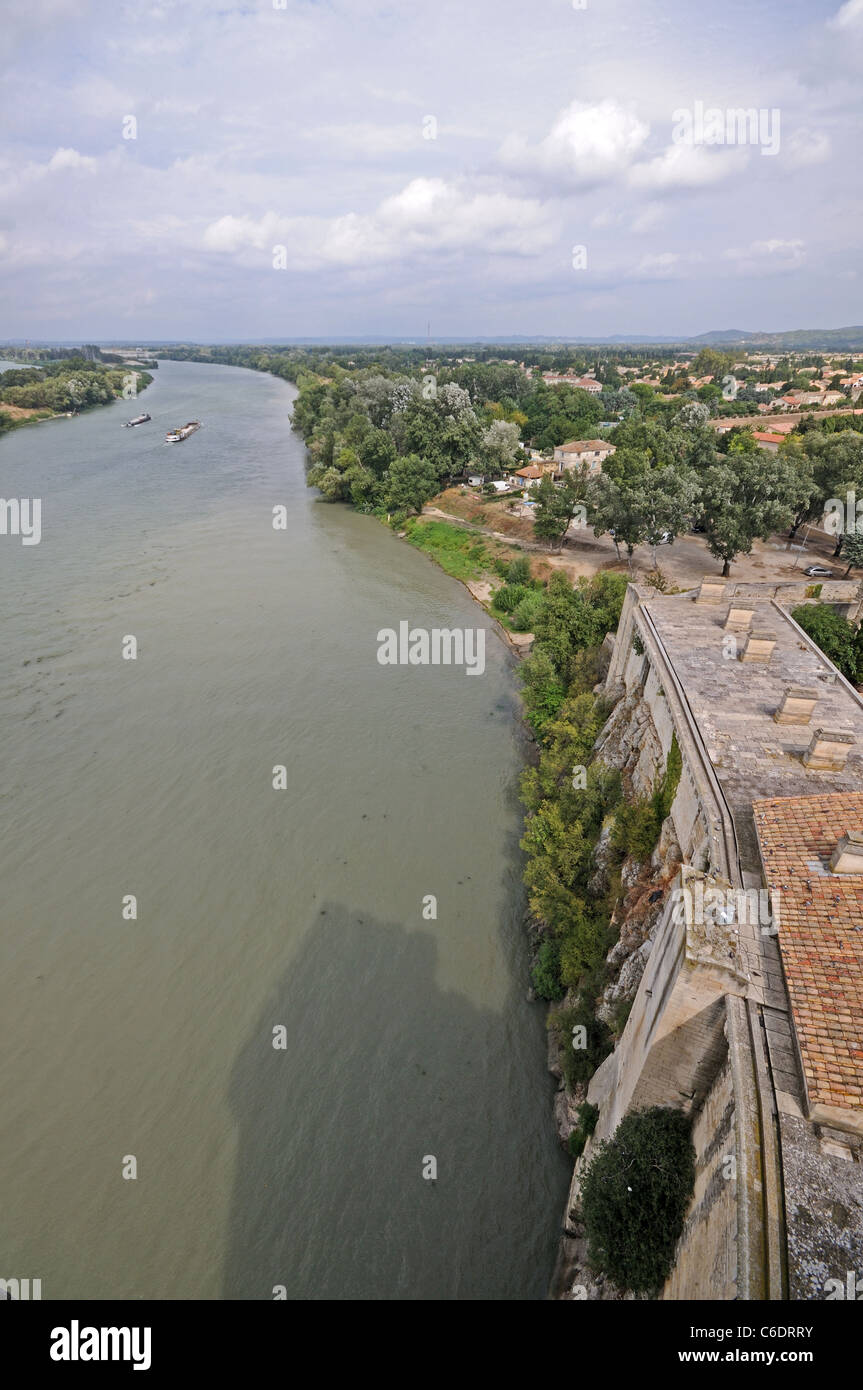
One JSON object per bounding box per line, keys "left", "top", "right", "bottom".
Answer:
{"left": 692, "top": 329, "right": 751, "bottom": 343}
{"left": 6, "top": 326, "right": 863, "bottom": 352}
{"left": 693, "top": 326, "right": 863, "bottom": 350}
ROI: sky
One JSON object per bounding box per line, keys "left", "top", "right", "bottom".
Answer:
{"left": 1, "top": 0, "right": 862, "bottom": 341}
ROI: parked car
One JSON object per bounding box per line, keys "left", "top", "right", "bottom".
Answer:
{"left": 804, "top": 565, "right": 835, "bottom": 577}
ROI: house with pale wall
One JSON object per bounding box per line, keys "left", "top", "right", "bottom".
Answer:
{"left": 553, "top": 439, "right": 616, "bottom": 474}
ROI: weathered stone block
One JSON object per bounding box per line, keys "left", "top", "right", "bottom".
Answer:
{"left": 829, "top": 829, "right": 863, "bottom": 874}
{"left": 774, "top": 685, "right": 819, "bottom": 726}
{"left": 739, "top": 630, "right": 777, "bottom": 663}
{"left": 724, "top": 605, "right": 755, "bottom": 632}
{"left": 803, "top": 728, "right": 855, "bottom": 771}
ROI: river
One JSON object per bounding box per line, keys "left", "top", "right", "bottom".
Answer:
{"left": 0, "top": 358, "right": 569, "bottom": 1299}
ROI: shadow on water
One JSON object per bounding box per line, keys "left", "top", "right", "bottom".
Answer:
{"left": 222, "top": 904, "right": 560, "bottom": 1301}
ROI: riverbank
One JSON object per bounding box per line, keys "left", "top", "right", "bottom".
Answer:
{"left": 394, "top": 515, "right": 536, "bottom": 656}
{"left": 0, "top": 360, "right": 152, "bottom": 440}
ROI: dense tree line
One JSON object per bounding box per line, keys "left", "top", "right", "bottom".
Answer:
{"left": 286, "top": 360, "right": 863, "bottom": 576}
{"left": 287, "top": 363, "right": 628, "bottom": 520}
{"left": 0, "top": 357, "right": 152, "bottom": 414}
{"left": 152, "top": 348, "right": 863, "bottom": 578}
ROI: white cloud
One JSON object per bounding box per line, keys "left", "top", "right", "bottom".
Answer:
{"left": 630, "top": 250, "right": 703, "bottom": 280}
{"left": 203, "top": 177, "right": 557, "bottom": 269}
{"left": 636, "top": 251, "right": 681, "bottom": 277}
{"left": 786, "top": 128, "right": 831, "bottom": 167}
{"left": 0, "top": 0, "right": 92, "bottom": 63}
{"left": 829, "top": 0, "right": 863, "bottom": 30}
{"left": 800, "top": 0, "right": 863, "bottom": 84}
{"left": 46, "top": 147, "right": 96, "bottom": 172}
{"left": 500, "top": 100, "right": 649, "bottom": 188}
{"left": 630, "top": 202, "right": 664, "bottom": 234}
{"left": 0, "top": 0, "right": 858, "bottom": 337}
{"left": 722, "top": 239, "right": 806, "bottom": 273}
{"left": 628, "top": 142, "right": 748, "bottom": 191}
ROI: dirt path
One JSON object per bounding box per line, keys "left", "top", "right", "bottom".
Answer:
{"left": 422, "top": 505, "right": 851, "bottom": 589}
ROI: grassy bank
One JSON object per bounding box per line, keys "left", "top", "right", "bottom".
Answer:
{"left": 401, "top": 516, "right": 523, "bottom": 584}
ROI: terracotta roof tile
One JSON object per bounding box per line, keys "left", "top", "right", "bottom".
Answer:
{"left": 753, "top": 793, "right": 863, "bottom": 1113}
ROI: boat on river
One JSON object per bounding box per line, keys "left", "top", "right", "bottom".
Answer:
{"left": 165, "top": 421, "right": 201, "bottom": 443}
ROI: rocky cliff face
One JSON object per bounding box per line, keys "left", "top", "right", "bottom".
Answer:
{"left": 548, "top": 682, "right": 683, "bottom": 1170}
{"left": 592, "top": 688, "right": 681, "bottom": 1022}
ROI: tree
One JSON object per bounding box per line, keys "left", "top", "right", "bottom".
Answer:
{"left": 476, "top": 418, "right": 522, "bottom": 475}
{"left": 523, "top": 571, "right": 626, "bottom": 694}
{"left": 639, "top": 466, "right": 699, "bottom": 566}
{"left": 357, "top": 427, "right": 396, "bottom": 479}
{"left": 580, "top": 1106, "right": 696, "bottom": 1295}
{"left": 519, "top": 649, "right": 568, "bottom": 734}
{"left": 402, "top": 388, "right": 480, "bottom": 482}
{"left": 844, "top": 531, "right": 863, "bottom": 575}
{"left": 791, "top": 604, "right": 859, "bottom": 682}
{"left": 718, "top": 427, "right": 760, "bottom": 456}
{"left": 699, "top": 451, "right": 813, "bottom": 576}
{"left": 533, "top": 472, "right": 586, "bottom": 550}
{"left": 673, "top": 401, "right": 719, "bottom": 472}
{"left": 798, "top": 430, "right": 863, "bottom": 553}
{"left": 691, "top": 347, "right": 734, "bottom": 379}
{"left": 384, "top": 453, "right": 440, "bottom": 515}
{"left": 589, "top": 465, "right": 650, "bottom": 570}
{"left": 306, "top": 464, "right": 349, "bottom": 502}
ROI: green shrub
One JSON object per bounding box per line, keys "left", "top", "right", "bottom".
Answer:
{"left": 558, "top": 906, "right": 610, "bottom": 989}
{"left": 552, "top": 996, "right": 613, "bottom": 1091}
{"left": 791, "top": 602, "right": 860, "bottom": 682}
{"left": 609, "top": 996, "right": 634, "bottom": 1038}
{"left": 610, "top": 797, "right": 661, "bottom": 862}
{"left": 581, "top": 1106, "right": 695, "bottom": 1294}
{"left": 568, "top": 1101, "right": 600, "bottom": 1157}
{"left": 493, "top": 582, "right": 530, "bottom": 614}
{"left": 510, "top": 591, "right": 545, "bottom": 632}
{"left": 505, "top": 556, "right": 532, "bottom": 585}
{"left": 519, "top": 650, "right": 567, "bottom": 730}
{"left": 652, "top": 732, "right": 682, "bottom": 824}
{"left": 531, "top": 940, "right": 563, "bottom": 1001}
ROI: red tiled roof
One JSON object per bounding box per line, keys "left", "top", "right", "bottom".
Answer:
{"left": 753, "top": 793, "right": 863, "bottom": 1114}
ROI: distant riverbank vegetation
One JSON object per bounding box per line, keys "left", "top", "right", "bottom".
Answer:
{"left": 0, "top": 351, "right": 152, "bottom": 437}
{"left": 154, "top": 343, "right": 863, "bottom": 578}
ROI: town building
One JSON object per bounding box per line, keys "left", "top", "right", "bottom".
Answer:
{"left": 553, "top": 439, "right": 616, "bottom": 474}
{"left": 751, "top": 430, "right": 786, "bottom": 453}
